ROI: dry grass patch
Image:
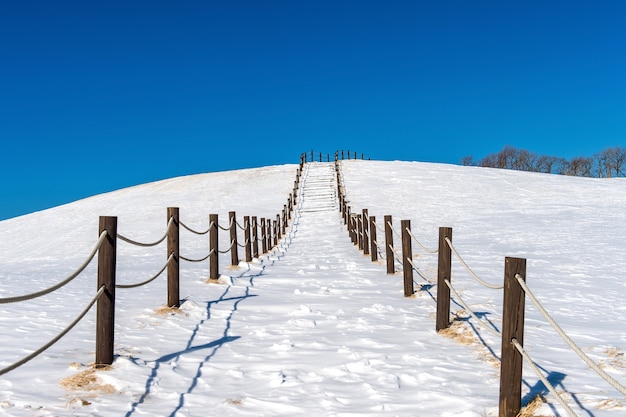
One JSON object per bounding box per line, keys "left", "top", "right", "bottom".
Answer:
{"left": 60, "top": 364, "right": 115, "bottom": 395}
{"left": 225, "top": 398, "right": 245, "bottom": 406}
{"left": 206, "top": 278, "right": 226, "bottom": 284}
{"left": 155, "top": 305, "right": 184, "bottom": 316}
{"left": 518, "top": 394, "right": 551, "bottom": 417}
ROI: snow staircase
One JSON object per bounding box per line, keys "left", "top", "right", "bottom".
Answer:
{"left": 298, "top": 162, "right": 338, "bottom": 213}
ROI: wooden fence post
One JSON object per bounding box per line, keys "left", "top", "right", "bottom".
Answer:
{"left": 209, "top": 214, "right": 219, "bottom": 280}
{"left": 252, "top": 216, "right": 259, "bottom": 258}
{"left": 266, "top": 218, "right": 273, "bottom": 249}
{"left": 229, "top": 211, "right": 239, "bottom": 267}
{"left": 357, "top": 214, "right": 363, "bottom": 249}
{"left": 362, "top": 209, "right": 370, "bottom": 255}
{"left": 341, "top": 149, "right": 344, "bottom": 160}
{"left": 244, "top": 216, "right": 252, "bottom": 262}
{"left": 273, "top": 218, "right": 279, "bottom": 246}
{"left": 96, "top": 216, "right": 117, "bottom": 367}
{"left": 369, "top": 215, "right": 378, "bottom": 262}
{"left": 436, "top": 227, "right": 453, "bottom": 331}
{"left": 261, "top": 218, "right": 267, "bottom": 254}
{"left": 384, "top": 215, "right": 395, "bottom": 274}
{"left": 401, "top": 220, "right": 414, "bottom": 297}
{"left": 167, "top": 207, "right": 180, "bottom": 308}
{"left": 499, "top": 257, "right": 527, "bottom": 417}
{"left": 282, "top": 205, "right": 287, "bottom": 233}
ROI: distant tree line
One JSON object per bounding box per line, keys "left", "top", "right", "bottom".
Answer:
{"left": 461, "top": 146, "right": 626, "bottom": 178}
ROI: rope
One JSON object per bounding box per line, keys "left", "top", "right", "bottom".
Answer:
{"left": 0, "top": 231, "right": 108, "bottom": 304}
{"left": 406, "top": 258, "right": 436, "bottom": 284}
{"left": 180, "top": 220, "right": 210, "bottom": 235}
{"left": 180, "top": 251, "right": 211, "bottom": 263}
{"left": 236, "top": 238, "right": 249, "bottom": 248}
{"left": 444, "top": 279, "right": 501, "bottom": 337}
{"left": 407, "top": 229, "right": 438, "bottom": 254}
{"left": 218, "top": 240, "right": 235, "bottom": 254}
{"left": 115, "top": 253, "right": 174, "bottom": 289}
{"left": 371, "top": 239, "right": 386, "bottom": 260}
{"left": 511, "top": 339, "right": 579, "bottom": 417}
{"left": 445, "top": 238, "right": 503, "bottom": 290}
{"left": 389, "top": 222, "right": 402, "bottom": 240}
{"left": 0, "top": 285, "right": 106, "bottom": 376}
{"left": 118, "top": 217, "right": 174, "bottom": 247}
{"left": 235, "top": 219, "right": 247, "bottom": 231}
{"left": 515, "top": 274, "right": 626, "bottom": 396}
{"left": 389, "top": 245, "right": 403, "bottom": 265}
{"left": 217, "top": 218, "right": 232, "bottom": 231}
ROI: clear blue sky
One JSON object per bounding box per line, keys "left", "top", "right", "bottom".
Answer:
{"left": 2, "top": 1, "right": 625, "bottom": 220}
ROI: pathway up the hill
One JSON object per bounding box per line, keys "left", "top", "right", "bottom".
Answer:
{"left": 115, "top": 162, "right": 498, "bottom": 417}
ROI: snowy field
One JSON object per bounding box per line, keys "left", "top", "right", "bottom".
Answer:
{"left": 0, "top": 160, "right": 625, "bottom": 416}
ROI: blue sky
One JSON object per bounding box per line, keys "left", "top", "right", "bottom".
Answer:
{"left": 1, "top": 1, "right": 625, "bottom": 220}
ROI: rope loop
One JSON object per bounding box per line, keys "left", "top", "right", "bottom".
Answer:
{"left": 115, "top": 253, "right": 174, "bottom": 289}
{"left": 445, "top": 238, "right": 503, "bottom": 289}
{"left": 0, "top": 231, "right": 108, "bottom": 304}
{"left": 118, "top": 217, "right": 174, "bottom": 247}
{"left": 180, "top": 252, "right": 211, "bottom": 263}
{"left": 407, "top": 229, "right": 438, "bottom": 254}
{"left": 0, "top": 285, "right": 105, "bottom": 376}
{"left": 180, "top": 220, "right": 210, "bottom": 235}
{"left": 444, "top": 279, "right": 501, "bottom": 337}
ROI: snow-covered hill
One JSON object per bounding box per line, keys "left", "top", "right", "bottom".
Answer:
{"left": 0, "top": 160, "right": 624, "bottom": 416}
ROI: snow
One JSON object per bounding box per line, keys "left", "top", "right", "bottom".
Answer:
{"left": 0, "top": 160, "right": 625, "bottom": 416}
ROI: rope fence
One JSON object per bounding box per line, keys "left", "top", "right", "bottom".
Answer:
{"left": 0, "top": 158, "right": 304, "bottom": 376}
{"left": 334, "top": 157, "right": 626, "bottom": 417}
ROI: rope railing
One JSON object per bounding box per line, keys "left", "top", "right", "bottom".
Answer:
{"left": 406, "top": 257, "right": 435, "bottom": 284}
{"left": 407, "top": 229, "right": 438, "bottom": 254}
{"left": 180, "top": 250, "right": 212, "bottom": 263}
{"left": 217, "top": 218, "right": 232, "bottom": 231}
{"left": 115, "top": 253, "right": 175, "bottom": 289}
{"left": 445, "top": 237, "right": 503, "bottom": 290}
{"left": 118, "top": 217, "right": 174, "bottom": 247}
{"left": 0, "top": 285, "right": 106, "bottom": 377}
{"left": 515, "top": 274, "right": 626, "bottom": 396}
{"left": 444, "top": 279, "right": 501, "bottom": 337}
{"left": 511, "top": 339, "right": 578, "bottom": 417}
{"left": 0, "top": 230, "right": 108, "bottom": 304}
{"left": 180, "top": 220, "right": 211, "bottom": 235}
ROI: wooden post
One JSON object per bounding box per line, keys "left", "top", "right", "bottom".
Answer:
{"left": 288, "top": 195, "right": 293, "bottom": 219}
{"left": 282, "top": 205, "right": 287, "bottom": 233}
{"left": 273, "top": 218, "right": 279, "bottom": 246}
{"left": 310, "top": 149, "right": 314, "bottom": 161}
{"left": 229, "top": 211, "right": 239, "bottom": 267}
{"left": 96, "top": 216, "right": 117, "bottom": 367}
{"left": 357, "top": 214, "right": 363, "bottom": 249}
{"left": 341, "top": 149, "right": 344, "bottom": 160}
{"left": 362, "top": 209, "right": 370, "bottom": 255}
{"left": 401, "top": 220, "right": 414, "bottom": 297}
{"left": 265, "top": 218, "right": 271, "bottom": 249}
{"left": 384, "top": 215, "right": 394, "bottom": 274}
{"left": 244, "top": 216, "right": 252, "bottom": 262}
{"left": 167, "top": 207, "right": 180, "bottom": 308}
{"left": 252, "top": 216, "right": 259, "bottom": 258}
{"left": 436, "top": 227, "right": 453, "bottom": 331}
{"left": 260, "top": 218, "right": 267, "bottom": 254}
{"left": 499, "top": 257, "right": 527, "bottom": 417}
{"left": 369, "top": 215, "right": 378, "bottom": 262}
{"left": 209, "top": 214, "right": 219, "bottom": 280}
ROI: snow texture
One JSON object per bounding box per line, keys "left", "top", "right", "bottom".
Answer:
{"left": 0, "top": 160, "right": 625, "bottom": 416}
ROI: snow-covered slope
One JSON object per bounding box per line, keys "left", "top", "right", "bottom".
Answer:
{"left": 0, "top": 160, "right": 624, "bottom": 416}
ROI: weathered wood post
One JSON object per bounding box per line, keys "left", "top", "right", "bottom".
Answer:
{"left": 252, "top": 216, "right": 259, "bottom": 258}
{"left": 401, "top": 220, "right": 414, "bottom": 297}
{"left": 260, "top": 218, "right": 267, "bottom": 254}
{"left": 310, "top": 149, "right": 314, "bottom": 161}
{"left": 273, "top": 218, "right": 279, "bottom": 246}
{"left": 96, "top": 216, "right": 117, "bottom": 367}
{"left": 282, "top": 205, "right": 287, "bottom": 233}
{"left": 341, "top": 149, "right": 344, "bottom": 160}
{"left": 244, "top": 216, "right": 252, "bottom": 262}
{"left": 384, "top": 215, "right": 395, "bottom": 274}
{"left": 357, "top": 214, "right": 363, "bottom": 249}
{"left": 229, "top": 211, "right": 239, "bottom": 266}
{"left": 167, "top": 207, "right": 180, "bottom": 308}
{"left": 266, "top": 218, "right": 273, "bottom": 249}
{"left": 499, "top": 257, "right": 527, "bottom": 417}
{"left": 362, "top": 209, "right": 370, "bottom": 255}
{"left": 369, "top": 215, "right": 378, "bottom": 262}
{"left": 209, "top": 214, "right": 219, "bottom": 280}
{"left": 436, "top": 227, "right": 453, "bottom": 331}
{"left": 288, "top": 194, "right": 293, "bottom": 219}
